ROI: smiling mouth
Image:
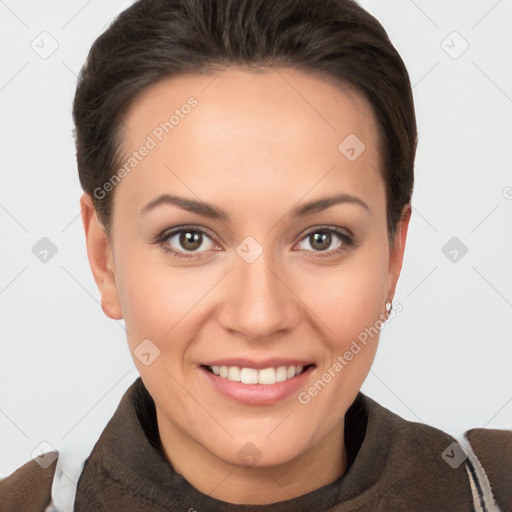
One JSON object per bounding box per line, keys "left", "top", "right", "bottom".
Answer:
{"left": 202, "top": 364, "right": 315, "bottom": 385}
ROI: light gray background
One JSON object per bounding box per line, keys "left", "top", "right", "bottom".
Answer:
{"left": 1, "top": 0, "right": 511, "bottom": 477}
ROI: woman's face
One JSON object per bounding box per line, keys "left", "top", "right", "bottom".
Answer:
{"left": 83, "top": 67, "right": 409, "bottom": 473}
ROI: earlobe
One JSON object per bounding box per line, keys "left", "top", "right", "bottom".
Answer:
{"left": 386, "top": 204, "right": 412, "bottom": 303}
{"left": 80, "top": 193, "right": 123, "bottom": 320}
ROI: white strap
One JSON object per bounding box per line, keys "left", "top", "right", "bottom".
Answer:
{"left": 455, "top": 433, "right": 503, "bottom": 512}
{"left": 43, "top": 434, "right": 98, "bottom": 512}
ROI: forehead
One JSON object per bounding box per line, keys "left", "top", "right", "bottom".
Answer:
{"left": 115, "top": 67, "right": 384, "bottom": 214}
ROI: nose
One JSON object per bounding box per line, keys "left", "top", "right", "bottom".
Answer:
{"left": 216, "top": 247, "right": 301, "bottom": 341}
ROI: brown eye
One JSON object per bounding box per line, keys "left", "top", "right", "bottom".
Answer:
{"left": 309, "top": 232, "right": 332, "bottom": 251}
{"left": 158, "top": 226, "right": 219, "bottom": 259}
{"left": 179, "top": 231, "right": 203, "bottom": 251}
{"left": 296, "top": 227, "right": 354, "bottom": 255}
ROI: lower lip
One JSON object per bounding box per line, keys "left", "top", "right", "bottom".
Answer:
{"left": 199, "top": 365, "right": 315, "bottom": 406}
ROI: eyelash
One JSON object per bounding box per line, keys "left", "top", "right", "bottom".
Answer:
{"left": 153, "top": 225, "right": 356, "bottom": 260}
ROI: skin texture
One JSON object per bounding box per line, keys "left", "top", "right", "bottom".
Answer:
{"left": 81, "top": 67, "right": 411, "bottom": 504}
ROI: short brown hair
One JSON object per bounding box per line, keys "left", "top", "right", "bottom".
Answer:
{"left": 73, "top": 0, "right": 417, "bottom": 242}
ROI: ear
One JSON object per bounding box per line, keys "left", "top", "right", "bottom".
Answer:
{"left": 386, "top": 204, "right": 412, "bottom": 302}
{"left": 80, "top": 193, "right": 123, "bottom": 320}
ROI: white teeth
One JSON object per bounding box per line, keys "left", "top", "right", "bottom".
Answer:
{"left": 227, "top": 366, "right": 241, "bottom": 382}
{"left": 208, "top": 364, "right": 307, "bottom": 385}
{"left": 258, "top": 367, "right": 276, "bottom": 385}
{"left": 240, "top": 368, "right": 258, "bottom": 384}
{"left": 276, "top": 366, "right": 288, "bottom": 382}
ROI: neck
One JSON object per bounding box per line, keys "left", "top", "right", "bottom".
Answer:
{"left": 157, "top": 411, "right": 347, "bottom": 505}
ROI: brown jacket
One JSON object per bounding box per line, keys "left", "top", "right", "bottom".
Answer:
{"left": 1, "top": 378, "right": 511, "bottom": 511}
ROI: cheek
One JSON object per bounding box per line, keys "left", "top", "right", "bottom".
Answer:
{"left": 114, "top": 246, "right": 224, "bottom": 373}
{"left": 113, "top": 243, "right": 193, "bottom": 346}
{"left": 299, "top": 250, "right": 389, "bottom": 343}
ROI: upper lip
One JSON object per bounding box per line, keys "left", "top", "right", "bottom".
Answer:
{"left": 201, "top": 358, "right": 315, "bottom": 369}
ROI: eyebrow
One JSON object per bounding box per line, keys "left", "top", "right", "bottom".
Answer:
{"left": 140, "top": 193, "right": 370, "bottom": 220}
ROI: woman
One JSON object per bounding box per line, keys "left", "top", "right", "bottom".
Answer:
{"left": 1, "top": 0, "right": 510, "bottom": 510}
